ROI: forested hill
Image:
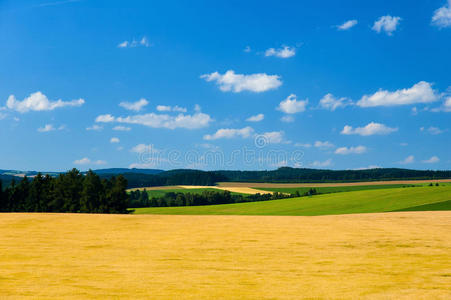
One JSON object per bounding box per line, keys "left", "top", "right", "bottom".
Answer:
{"left": 214, "top": 167, "right": 451, "bottom": 183}
{"left": 99, "top": 167, "right": 451, "bottom": 188}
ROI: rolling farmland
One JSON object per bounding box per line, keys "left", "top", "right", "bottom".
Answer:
{"left": 133, "top": 185, "right": 451, "bottom": 215}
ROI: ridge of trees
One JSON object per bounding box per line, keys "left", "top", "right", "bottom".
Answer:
{"left": 0, "top": 169, "right": 128, "bottom": 214}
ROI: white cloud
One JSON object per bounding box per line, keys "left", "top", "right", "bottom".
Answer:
{"left": 117, "top": 36, "right": 151, "bottom": 48}
{"left": 73, "top": 158, "right": 107, "bottom": 165}
{"left": 86, "top": 124, "right": 103, "bottom": 131}
{"left": 246, "top": 113, "right": 264, "bottom": 122}
{"left": 357, "top": 81, "right": 438, "bottom": 107}
{"left": 37, "top": 124, "right": 55, "bottom": 132}
{"left": 277, "top": 94, "right": 308, "bottom": 114}
{"left": 335, "top": 145, "right": 367, "bottom": 155}
{"left": 314, "top": 141, "right": 335, "bottom": 149}
{"left": 156, "top": 105, "right": 187, "bottom": 113}
{"left": 264, "top": 46, "right": 296, "bottom": 58}
{"left": 110, "top": 137, "right": 120, "bottom": 143}
{"left": 310, "top": 159, "right": 332, "bottom": 168}
{"left": 280, "top": 115, "right": 295, "bottom": 123}
{"left": 119, "top": 98, "right": 148, "bottom": 111}
{"left": 0, "top": 113, "right": 7, "bottom": 120}
{"left": 201, "top": 70, "right": 282, "bottom": 93}
{"left": 421, "top": 126, "right": 445, "bottom": 135}
{"left": 113, "top": 125, "right": 131, "bottom": 131}
{"left": 341, "top": 122, "right": 398, "bottom": 136}
{"left": 337, "top": 19, "right": 358, "bottom": 30}
{"left": 319, "top": 93, "right": 352, "bottom": 111}
{"left": 432, "top": 0, "right": 451, "bottom": 28}
{"left": 96, "top": 114, "right": 115, "bottom": 123}
{"left": 443, "top": 97, "right": 451, "bottom": 111}
{"left": 117, "top": 41, "right": 129, "bottom": 48}
{"left": 204, "top": 126, "right": 254, "bottom": 140}
{"left": 372, "top": 15, "right": 401, "bottom": 35}
{"left": 37, "top": 124, "right": 65, "bottom": 133}
{"left": 399, "top": 155, "right": 415, "bottom": 165}
{"left": 96, "top": 112, "right": 212, "bottom": 130}
{"left": 432, "top": 97, "right": 451, "bottom": 112}
{"left": 422, "top": 156, "right": 440, "bottom": 164}
{"left": 6, "top": 91, "right": 84, "bottom": 113}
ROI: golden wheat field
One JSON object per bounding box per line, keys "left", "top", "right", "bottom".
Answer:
{"left": 1, "top": 212, "right": 450, "bottom": 299}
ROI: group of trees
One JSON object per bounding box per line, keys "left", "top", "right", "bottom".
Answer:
{"left": 0, "top": 169, "right": 129, "bottom": 214}
{"left": 129, "top": 190, "right": 292, "bottom": 208}
{"left": 215, "top": 167, "right": 451, "bottom": 183}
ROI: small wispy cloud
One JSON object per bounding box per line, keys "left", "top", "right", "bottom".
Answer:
{"left": 118, "top": 36, "right": 151, "bottom": 48}
{"left": 264, "top": 46, "right": 296, "bottom": 58}
{"left": 337, "top": 19, "right": 358, "bottom": 30}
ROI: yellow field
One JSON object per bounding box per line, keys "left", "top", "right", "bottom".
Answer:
{"left": 1, "top": 212, "right": 450, "bottom": 299}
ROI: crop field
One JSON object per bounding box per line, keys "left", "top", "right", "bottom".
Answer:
{"left": 133, "top": 185, "right": 451, "bottom": 215}
{"left": 0, "top": 212, "right": 450, "bottom": 299}
{"left": 254, "top": 183, "right": 421, "bottom": 195}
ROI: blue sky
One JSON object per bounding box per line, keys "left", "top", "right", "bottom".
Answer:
{"left": 0, "top": 0, "right": 450, "bottom": 171}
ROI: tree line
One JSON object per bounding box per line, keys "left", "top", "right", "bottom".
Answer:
{"left": 0, "top": 169, "right": 129, "bottom": 213}
{"left": 129, "top": 189, "right": 293, "bottom": 208}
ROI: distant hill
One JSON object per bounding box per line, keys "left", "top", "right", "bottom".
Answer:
{"left": 213, "top": 167, "right": 451, "bottom": 183}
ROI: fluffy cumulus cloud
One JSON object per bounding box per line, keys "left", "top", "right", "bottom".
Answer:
{"left": 246, "top": 113, "right": 264, "bottom": 122}
{"left": 203, "top": 126, "right": 254, "bottom": 140}
{"left": 201, "top": 70, "right": 282, "bottom": 93}
{"left": 119, "top": 98, "right": 149, "bottom": 111}
{"left": 399, "top": 155, "right": 415, "bottom": 164}
{"left": 335, "top": 145, "right": 367, "bottom": 155}
{"left": 110, "top": 137, "right": 120, "bottom": 143}
{"left": 264, "top": 46, "right": 296, "bottom": 58}
{"left": 156, "top": 105, "right": 187, "bottom": 113}
{"left": 432, "top": 0, "right": 451, "bottom": 28}
{"left": 337, "top": 19, "right": 358, "bottom": 30}
{"left": 319, "top": 93, "right": 352, "bottom": 111}
{"left": 422, "top": 156, "right": 440, "bottom": 164}
{"left": 372, "top": 15, "right": 401, "bottom": 35}
{"left": 118, "top": 36, "right": 151, "bottom": 48}
{"left": 341, "top": 122, "right": 398, "bottom": 136}
{"left": 435, "top": 97, "right": 451, "bottom": 112}
{"left": 310, "top": 159, "right": 332, "bottom": 168}
{"left": 96, "top": 111, "right": 212, "bottom": 130}
{"left": 357, "top": 81, "right": 438, "bottom": 107}
{"left": 6, "top": 91, "right": 84, "bottom": 113}
{"left": 277, "top": 94, "right": 308, "bottom": 114}
{"left": 73, "top": 157, "right": 107, "bottom": 165}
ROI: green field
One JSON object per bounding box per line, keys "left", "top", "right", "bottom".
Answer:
{"left": 133, "top": 186, "right": 451, "bottom": 216}
{"left": 254, "top": 183, "right": 421, "bottom": 195}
